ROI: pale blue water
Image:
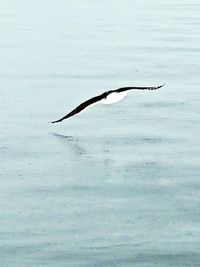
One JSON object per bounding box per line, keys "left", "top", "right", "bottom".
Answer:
{"left": 1, "top": 0, "right": 200, "bottom": 266}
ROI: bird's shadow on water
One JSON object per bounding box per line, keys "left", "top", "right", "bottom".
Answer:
{"left": 51, "top": 133, "right": 88, "bottom": 156}
{"left": 50, "top": 132, "right": 176, "bottom": 159}
{"left": 51, "top": 132, "right": 123, "bottom": 159}
{"left": 51, "top": 132, "right": 122, "bottom": 157}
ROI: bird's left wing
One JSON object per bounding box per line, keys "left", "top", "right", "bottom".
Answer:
{"left": 114, "top": 84, "right": 165, "bottom": 93}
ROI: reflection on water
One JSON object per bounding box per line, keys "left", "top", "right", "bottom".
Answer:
{"left": 52, "top": 133, "right": 87, "bottom": 156}
{"left": 1, "top": 0, "right": 200, "bottom": 266}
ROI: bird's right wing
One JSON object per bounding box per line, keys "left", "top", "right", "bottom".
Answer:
{"left": 51, "top": 92, "right": 106, "bottom": 123}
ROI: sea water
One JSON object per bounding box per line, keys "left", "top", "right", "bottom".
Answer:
{"left": 1, "top": 0, "right": 200, "bottom": 266}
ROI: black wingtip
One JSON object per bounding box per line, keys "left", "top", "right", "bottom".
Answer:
{"left": 51, "top": 119, "right": 62, "bottom": 124}
{"left": 159, "top": 83, "right": 165, "bottom": 87}
{"left": 157, "top": 83, "right": 165, "bottom": 89}
{"left": 148, "top": 83, "right": 165, "bottom": 90}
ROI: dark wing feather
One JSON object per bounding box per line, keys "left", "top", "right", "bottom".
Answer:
{"left": 51, "top": 92, "right": 106, "bottom": 123}
{"left": 114, "top": 84, "right": 165, "bottom": 93}
{"left": 52, "top": 84, "right": 164, "bottom": 123}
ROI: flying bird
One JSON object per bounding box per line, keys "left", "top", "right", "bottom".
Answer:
{"left": 52, "top": 84, "right": 164, "bottom": 123}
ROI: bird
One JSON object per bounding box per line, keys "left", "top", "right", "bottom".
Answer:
{"left": 51, "top": 84, "right": 164, "bottom": 123}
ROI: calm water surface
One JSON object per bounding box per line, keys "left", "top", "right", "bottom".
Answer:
{"left": 1, "top": 0, "right": 200, "bottom": 266}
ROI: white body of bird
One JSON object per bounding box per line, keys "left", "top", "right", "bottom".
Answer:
{"left": 101, "top": 92, "right": 127, "bottom": 104}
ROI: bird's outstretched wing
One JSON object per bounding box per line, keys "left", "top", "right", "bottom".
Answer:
{"left": 114, "top": 84, "right": 165, "bottom": 93}
{"left": 51, "top": 84, "right": 164, "bottom": 123}
{"left": 51, "top": 92, "right": 107, "bottom": 123}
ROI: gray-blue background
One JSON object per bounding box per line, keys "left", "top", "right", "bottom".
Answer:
{"left": 1, "top": 0, "right": 200, "bottom": 266}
